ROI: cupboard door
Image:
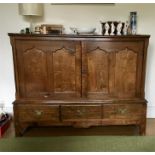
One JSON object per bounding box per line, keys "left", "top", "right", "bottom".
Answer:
{"left": 82, "top": 40, "right": 143, "bottom": 99}
{"left": 48, "top": 40, "right": 81, "bottom": 99}
{"left": 16, "top": 40, "right": 81, "bottom": 99}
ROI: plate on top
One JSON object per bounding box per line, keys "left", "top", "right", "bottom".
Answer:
{"left": 70, "top": 27, "right": 96, "bottom": 35}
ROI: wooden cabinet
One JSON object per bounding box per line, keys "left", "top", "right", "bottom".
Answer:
{"left": 9, "top": 34, "right": 150, "bottom": 136}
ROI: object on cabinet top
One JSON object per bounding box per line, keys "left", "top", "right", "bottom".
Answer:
{"left": 70, "top": 27, "right": 96, "bottom": 35}
{"left": 41, "top": 24, "right": 64, "bottom": 35}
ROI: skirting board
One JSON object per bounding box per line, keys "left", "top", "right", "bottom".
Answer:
{"left": 147, "top": 106, "right": 155, "bottom": 118}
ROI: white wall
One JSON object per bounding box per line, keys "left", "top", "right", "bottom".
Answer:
{"left": 0, "top": 3, "right": 155, "bottom": 117}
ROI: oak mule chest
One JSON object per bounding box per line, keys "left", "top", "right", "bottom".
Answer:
{"left": 9, "top": 34, "right": 150, "bottom": 136}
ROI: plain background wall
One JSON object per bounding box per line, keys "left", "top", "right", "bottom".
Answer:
{"left": 0, "top": 3, "right": 155, "bottom": 117}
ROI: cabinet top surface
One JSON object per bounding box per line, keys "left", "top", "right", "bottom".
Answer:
{"left": 8, "top": 33, "right": 150, "bottom": 38}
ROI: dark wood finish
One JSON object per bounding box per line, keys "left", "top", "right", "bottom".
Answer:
{"left": 9, "top": 34, "right": 150, "bottom": 136}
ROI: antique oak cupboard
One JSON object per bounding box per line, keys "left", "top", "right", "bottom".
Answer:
{"left": 8, "top": 34, "right": 150, "bottom": 136}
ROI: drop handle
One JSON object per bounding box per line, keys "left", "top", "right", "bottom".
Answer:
{"left": 116, "top": 108, "right": 128, "bottom": 114}
{"left": 44, "top": 94, "right": 50, "bottom": 98}
{"left": 34, "top": 110, "right": 43, "bottom": 117}
{"left": 77, "top": 109, "right": 85, "bottom": 115}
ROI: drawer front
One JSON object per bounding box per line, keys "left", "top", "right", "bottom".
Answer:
{"left": 103, "top": 104, "right": 145, "bottom": 119}
{"left": 61, "top": 105, "right": 102, "bottom": 121}
{"left": 17, "top": 105, "right": 59, "bottom": 122}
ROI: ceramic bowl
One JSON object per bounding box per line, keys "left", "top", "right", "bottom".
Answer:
{"left": 70, "top": 27, "right": 96, "bottom": 34}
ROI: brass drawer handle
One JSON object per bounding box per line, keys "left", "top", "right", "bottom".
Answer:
{"left": 76, "top": 109, "right": 86, "bottom": 115}
{"left": 116, "top": 108, "right": 128, "bottom": 114}
{"left": 44, "top": 94, "right": 49, "bottom": 98}
{"left": 77, "top": 109, "right": 82, "bottom": 115}
{"left": 34, "top": 110, "right": 43, "bottom": 116}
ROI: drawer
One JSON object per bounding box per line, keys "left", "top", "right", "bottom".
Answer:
{"left": 17, "top": 105, "right": 59, "bottom": 122}
{"left": 61, "top": 105, "right": 102, "bottom": 121}
{"left": 103, "top": 104, "right": 145, "bottom": 119}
